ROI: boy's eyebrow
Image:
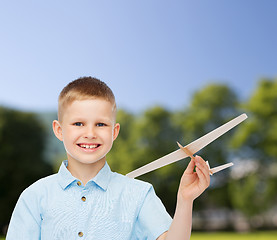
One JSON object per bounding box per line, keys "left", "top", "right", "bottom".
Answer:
{"left": 68, "top": 117, "right": 86, "bottom": 122}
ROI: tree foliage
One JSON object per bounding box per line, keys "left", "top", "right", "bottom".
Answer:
{"left": 229, "top": 79, "right": 277, "bottom": 221}
{"left": 108, "top": 109, "right": 139, "bottom": 174}
{"left": 109, "top": 80, "right": 277, "bottom": 223}
{"left": 0, "top": 107, "right": 53, "bottom": 232}
{"left": 172, "top": 84, "right": 241, "bottom": 210}
{"left": 108, "top": 84, "right": 242, "bottom": 214}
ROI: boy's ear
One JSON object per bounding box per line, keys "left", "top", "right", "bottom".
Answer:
{"left": 52, "top": 120, "right": 63, "bottom": 142}
{"left": 113, "top": 123, "right": 120, "bottom": 141}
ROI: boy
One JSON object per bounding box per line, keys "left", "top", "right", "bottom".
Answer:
{"left": 6, "top": 77, "right": 210, "bottom": 240}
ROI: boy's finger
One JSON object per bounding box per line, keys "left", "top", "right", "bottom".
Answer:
{"left": 184, "top": 158, "right": 195, "bottom": 174}
{"left": 195, "top": 156, "right": 209, "bottom": 171}
{"left": 198, "top": 160, "right": 210, "bottom": 179}
{"left": 195, "top": 166, "right": 210, "bottom": 188}
{"left": 195, "top": 159, "right": 210, "bottom": 185}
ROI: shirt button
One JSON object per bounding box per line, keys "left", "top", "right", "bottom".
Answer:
{"left": 81, "top": 196, "right": 86, "bottom": 202}
{"left": 77, "top": 181, "right": 81, "bottom": 186}
{"left": 78, "top": 231, "right": 84, "bottom": 237}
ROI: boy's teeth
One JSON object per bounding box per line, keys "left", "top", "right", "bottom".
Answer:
{"left": 80, "top": 144, "right": 98, "bottom": 149}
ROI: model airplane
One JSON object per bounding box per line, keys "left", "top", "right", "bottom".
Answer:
{"left": 126, "top": 113, "right": 247, "bottom": 178}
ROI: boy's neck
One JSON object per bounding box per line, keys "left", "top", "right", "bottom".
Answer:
{"left": 67, "top": 158, "right": 106, "bottom": 186}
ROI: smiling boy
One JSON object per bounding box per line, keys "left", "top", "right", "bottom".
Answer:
{"left": 54, "top": 97, "right": 120, "bottom": 185}
{"left": 6, "top": 77, "right": 210, "bottom": 240}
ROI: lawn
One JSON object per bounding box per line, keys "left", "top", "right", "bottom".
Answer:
{"left": 191, "top": 231, "right": 277, "bottom": 240}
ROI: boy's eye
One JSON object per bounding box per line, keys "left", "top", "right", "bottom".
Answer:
{"left": 74, "top": 122, "right": 83, "bottom": 126}
{"left": 97, "top": 123, "right": 106, "bottom": 127}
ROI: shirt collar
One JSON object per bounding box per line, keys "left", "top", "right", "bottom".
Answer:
{"left": 90, "top": 161, "right": 112, "bottom": 191}
{"left": 57, "top": 160, "right": 112, "bottom": 191}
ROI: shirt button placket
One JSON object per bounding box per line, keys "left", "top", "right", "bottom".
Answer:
{"left": 76, "top": 181, "right": 85, "bottom": 238}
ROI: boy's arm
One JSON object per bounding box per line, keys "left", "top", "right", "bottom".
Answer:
{"left": 6, "top": 189, "right": 41, "bottom": 240}
{"left": 158, "top": 156, "right": 210, "bottom": 240}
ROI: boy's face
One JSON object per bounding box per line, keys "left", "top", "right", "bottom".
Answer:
{"left": 53, "top": 99, "right": 120, "bottom": 168}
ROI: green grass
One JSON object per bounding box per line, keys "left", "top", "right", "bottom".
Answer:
{"left": 191, "top": 231, "right": 277, "bottom": 240}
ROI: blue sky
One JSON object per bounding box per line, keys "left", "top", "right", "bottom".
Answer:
{"left": 0, "top": 0, "right": 276, "bottom": 113}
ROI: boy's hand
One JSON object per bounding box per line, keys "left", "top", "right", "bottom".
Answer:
{"left": 162, "top": 156, "right": 210, "bottom": 240}
{"left": 177, "top": 156, "right": 210, "bottom": 203}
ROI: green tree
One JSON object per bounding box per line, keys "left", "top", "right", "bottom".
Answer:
{"left": 173, "top": 84, "right": 240, "bottom": 210}
{"left": 109, "top": 85, "right": 241, "bottom": 216}
{"left": 133, "top": 106, "right": 183, "bottom": 215}
{"left": 108, "top": 107, "right": 183, "bottom": 215}
{"left": 229, "top": 79, "right": 277, "bottom": 221}
{"left": 108, "top": 109, "right": 139, "bottom": 174}
{"left": 0, "top": 107, "right": 53, "bottom": 234}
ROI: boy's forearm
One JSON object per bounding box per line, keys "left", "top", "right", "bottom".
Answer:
{"left": 159, "top": 156, "right": 210, "bottom": 240}
{"left": 163, "top": 199, "right": 193, "bottom": 240}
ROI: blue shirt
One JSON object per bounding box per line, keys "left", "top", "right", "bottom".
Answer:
{"left": 6, "top": 161, "right": 172, "bottom": 240}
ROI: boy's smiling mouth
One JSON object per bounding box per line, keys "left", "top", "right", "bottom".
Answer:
{"left": 77, "top": 144, "right": 101, "bottom": 150}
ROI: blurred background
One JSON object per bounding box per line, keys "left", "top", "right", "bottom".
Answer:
{"left": 0, "top": 0, "right": 277, "bottom": 238}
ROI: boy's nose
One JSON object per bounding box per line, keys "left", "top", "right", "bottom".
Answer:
{"left": 84, "top": 127, "right": 97, "bottom": 139}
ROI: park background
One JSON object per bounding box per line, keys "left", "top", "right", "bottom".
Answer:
{"left": 0, "top": 0, "right": 277, "bottom": 238}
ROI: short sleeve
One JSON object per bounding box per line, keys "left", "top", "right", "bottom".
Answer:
{"left": 6, "top": 188, "right": 41, "bottom": 240}
{"left": 134, "top": 186, "right": 172, "bottom": 240}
